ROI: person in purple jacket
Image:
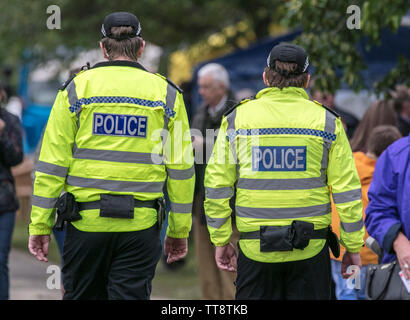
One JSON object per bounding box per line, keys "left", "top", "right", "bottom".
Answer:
{"left": 365, "top": 134, "right": 410, "bottom": 280}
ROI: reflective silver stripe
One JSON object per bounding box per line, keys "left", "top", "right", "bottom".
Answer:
{"left": 340, "top": 219, "right": 364, "bottom": 233}
{"left": 226, "top": 108, "right": 239, "bottom": 166}
{"left": 166, "top": 83, "right": 177, "bottom": 114}
{"left": 31, "top": 195, "right": 58, "bottom": 209}
{"left": 170, "top": 201, "right": 192, "bottom": 213}
{"left": 226, "top": 108, "right": 236, "bottom": 132}
{"left": 66, "top": 175, "right": 164, "bottom": 193}
{"left": 162, "top": 83, "right": 177, "bottom": 146}
{"left": 235, "top": 203, "right": 331, "bottom": 220}
{"left": 73, "top": 148, "right": 164, "bottom": 165}
{"left": 66, "top": 81, "right": 81, "bottom": 123}
{"left": 237, "top": 177, "right": 325, "bottom": 190}
{"left": 320, "top": 110, "right": 337, "bottom": 183}
{"left": 35, "top": 161, "right": 68, "bottom": 178}
{"left": 205, "top": 187, "right": 234, "bottom": 199}
{"left": 332, "top": 188, "right": 362, "bottom": 204}
{"left": 323, "top": 110, "right": 336, "bottom": 143}
{"left": 206, "top": 216, "right": 229, "bottom": 229}
{"left": 163, "top": 83, "right": 177, "bottom": 131}
{"left": 167, "top": 166, "right": 195, "bottom": 180}
{"left": 66, "top": 80, "right": 78, "bottom": 108}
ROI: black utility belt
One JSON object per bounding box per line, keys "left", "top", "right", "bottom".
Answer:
{"left": 240, "top": 220, "right": 339, "bottom": 257}
{"left": 55, "top": 193, "right": 165, "bottom": 231}
{"left": 78, "top": 194, "right": 159, "bottom": 219}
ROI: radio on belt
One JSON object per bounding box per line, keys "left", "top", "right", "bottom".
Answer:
{"left": 93, "top": 112, "right": 148, "bottom": 138}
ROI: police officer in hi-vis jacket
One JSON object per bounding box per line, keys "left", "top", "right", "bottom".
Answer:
{"left": 204, "top": 43, "right": 364, "bottom": 300}
{"left": 28, "top": 12, "right": 195, "bottom": 300}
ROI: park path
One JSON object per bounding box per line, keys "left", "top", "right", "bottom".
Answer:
{"left": 9, "top": 248, "right": 168, "bottom": 300}
{"left": 9, "top": 248, "right": 62, "bottom": 300}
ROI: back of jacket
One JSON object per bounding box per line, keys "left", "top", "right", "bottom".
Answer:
{"left": 29, "top": 61, "right": 195, "bottom": 237}
{"left": 205, "top": 86, "right": 364, "bottom": 263}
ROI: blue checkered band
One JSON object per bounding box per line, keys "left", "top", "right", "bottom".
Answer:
{"left": 226, "top": 128, "right": 336, "bottom": 142}
{"left": 68, "top": 96, "right": 176, "bottom": 117}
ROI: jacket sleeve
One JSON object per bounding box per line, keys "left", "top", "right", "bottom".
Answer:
{"left": 365, "top": 149, "right": 401, "bottom": 254}
{"left": 164, "top": 91, "right": 195, "bottom": 238}
{"left": 327, "top": 117, "right": 364, "bottom": 253}
{"left": 204, "top": 116, "right": 237, "bottom": 246}
{"left": 0, "top": 112, "right": 23, "bottom": 167}
{"left": 29, "top": 89, "right": 77, "bottom": 235}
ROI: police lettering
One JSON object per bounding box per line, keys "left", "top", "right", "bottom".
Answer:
{"left": 252, "top": 146, "right": 307, "bottom": 171}
{"left": 93, "top": 113, "right": 147, "bottom": 138}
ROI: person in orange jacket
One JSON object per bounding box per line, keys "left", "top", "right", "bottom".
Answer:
{"left": 330, "top": 124, "right": 402, "bottom": 300}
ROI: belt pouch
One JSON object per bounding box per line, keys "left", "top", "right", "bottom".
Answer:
{"left": 260, "top": 225, "right": 294, "bottom": 252}
{"left": 99, "top": 194, "right": 134, "bottom": 219}
{"left": 327, "top": 229, "right": 340, "bottom": 258}
{"left": 291, "top": 220, "right": 314, "bottom": 249}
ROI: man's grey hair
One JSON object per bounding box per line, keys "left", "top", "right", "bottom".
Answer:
{"left": 197, "top": 63, "right": 230, "bottom": 89}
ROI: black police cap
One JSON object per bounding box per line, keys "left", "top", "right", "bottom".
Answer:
{"left": 267, "top": 43, "right": 309, "bottom": 74}
{"left": 101, "top": 12, "right": 142, "bottom": 39}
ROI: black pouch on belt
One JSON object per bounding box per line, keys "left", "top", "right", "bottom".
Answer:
{"left": 291, "top": 220, "right": 314, "bottom": 249}
{"left": 327, "top": 227, "right": 340, "bottom": 258}
{"left": 99, "top": 194, "right": 134, "bottom": 219}
{"left": 260, "top": 225, "right": 294, "bottom": 252}
{"left": 156, "top": 198, "right": 166, "bottom": 230}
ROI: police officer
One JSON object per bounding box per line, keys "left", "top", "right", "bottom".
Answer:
{"left": 204, "top": 43, "right": 364, "bottom": 299}
{"left": 28, "top": 12, "right": 195, "bottom": 300}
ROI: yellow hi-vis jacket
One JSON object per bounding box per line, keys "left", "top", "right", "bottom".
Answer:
{"left": 204, "top": 86, "right": 364, "bottom": 263}
{"left": 29, "top": 60, "right": 195, "bottom": 237}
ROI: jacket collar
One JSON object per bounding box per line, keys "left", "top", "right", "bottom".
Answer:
{"left": 92, "top": 60, "right": 148, "bottom": 72}
{"left": 256, "top": 86, "right": 309, "bottom": 100}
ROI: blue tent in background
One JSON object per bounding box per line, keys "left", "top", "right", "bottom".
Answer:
{"left": 190, "top": 19, "right": 410, "bottom": 118}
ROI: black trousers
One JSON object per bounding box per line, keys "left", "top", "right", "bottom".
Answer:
{"left": 235, "top": 244, "right": 332, "bottom": 300}
{"left": 62, "top": 223, "right": 162, "bottom": 300}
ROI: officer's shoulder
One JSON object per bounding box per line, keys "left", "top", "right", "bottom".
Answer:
{"left": 58, "top": 63, "right": 90, "bottom": 91}
{"left": 154, "top": 73, "right": 183, "bottom": 93}
{"left": 223, "top": 96, "right": 255, "bottom": 117}
{"left": 312, "top": 100, "right": 340, "bottom": 118}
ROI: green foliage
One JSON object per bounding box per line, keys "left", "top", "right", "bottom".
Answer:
{"left": 374, "top": 55, "right": 410, "bottom": 97}
{"left": 0, "top": 0, "right": 408, "bottom": 95}
{"left": 283, "top": 0, "right": 410, "bottom": 95}
{"left": 0, "top": 0, "right": 285, "bottom": 66}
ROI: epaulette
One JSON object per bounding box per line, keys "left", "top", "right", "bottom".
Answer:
{"left": 223, "top": 97, "right": 254, "bottom": 117}
{"left": 58, "top": 63, "right": 89, "bottom": 91}
{"left": 313, "top": 100, "right": 340, "bottom": 118}
{"left": 154, "top": 73, "right": 183, "bottom": 93}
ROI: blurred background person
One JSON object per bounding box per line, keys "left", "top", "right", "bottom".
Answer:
{"left": 0, "top": 82, "right": 24, "bottom": 300}
{"left": 392, "top": 85, "right": 410, "bottom": 137}
{"left": 365, "top": 131, "right": 410, "bottom": 280}
{"left": 330, "top": 125, "right": 402, "bottom": 300}
{"left": 191, "top": 63, "right": 238, "bottom": 300}
{"left": 350, "top": 100, "right": 398, "bottom": 153}
{"left": 310, "top": 85, "right": 359, "bottom": 139}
